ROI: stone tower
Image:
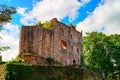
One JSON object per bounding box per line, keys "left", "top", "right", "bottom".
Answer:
{"left": 19, "top": 18, "right": 82, "bottom": 66}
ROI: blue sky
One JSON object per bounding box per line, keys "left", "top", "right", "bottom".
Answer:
{"left": 1, "top": 0, "right": 101, "bottom": 26}
{"left": 0, "top": 0, "right": 120, "bottom": 61}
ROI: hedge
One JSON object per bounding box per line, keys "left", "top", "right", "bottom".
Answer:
{"left": 4, "top": 63, "right": 102, "bottom": 80}
{"left": 5, "top": 63, "right": 33, "bottom": 80}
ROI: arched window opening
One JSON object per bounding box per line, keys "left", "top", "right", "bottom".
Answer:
{"left": 61, "top": 40, "right": 67, "bottom": 49}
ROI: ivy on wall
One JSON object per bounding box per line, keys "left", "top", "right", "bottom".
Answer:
{"left": 5, "top": 63, "right": 33, "bottom": 80}
{"left": 4, "top": 62, "right": 102, "bottom": 80}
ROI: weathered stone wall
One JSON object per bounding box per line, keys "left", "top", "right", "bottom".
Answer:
{"left": 19, "top": 18, "right": 82, "bottom": 65}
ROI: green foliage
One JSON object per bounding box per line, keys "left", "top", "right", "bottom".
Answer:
{"left": 0, "top": 55, "right": 2, "bottom": 62}
{"left": 46, "top": 56, "right": 54, "bottom": 66}
{"left": 11, "top": 56, "right": 22, "bottom": 63}
{"left": 80, "top": 54, "right": 84, "bottom": 66}
{"left": 0, "top": 4, "right": 15, "bottom": 62}
{"left": 37, "top": 21, "right": 43, "bottom": 26}
{"left": 0, "top": 5, "right": 16, "bottom": 26}
{"left": 0, "top": 46, "right": 10, "bottom": 62}
{"left": 4, "top": 63, "right": 101, "bottom": 80}
{"left": 37, "top": 21, "right": 53, "bottom": 30}
{"left": 83, "top": 32, "right": 120, "bottom": 80}
{"left": 43, "top": 21, "right": 53, "bottom": 30}
{"left": 5, "top": 62, "right": 33, "bottom": 80}
{"left": 54, "top": 60, "right": 63, "bottom": 66}
{"left": 0, "top": 46, "right": 10, "bottom": 52}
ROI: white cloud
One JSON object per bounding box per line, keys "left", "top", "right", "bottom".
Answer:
{"left": 18, "top": 0, "right": 91, "bottom": 25}
{"left": 17, "top": 7, "right": 28, "bottom": 16}
{"left": 0, "top": 23, "right": 19, "bottom": 61}
{"left": 76, "top": 0, "right": 120, "bottom": 35}
{"left": 81, "top": 0, "right": 91, "bottom": 4}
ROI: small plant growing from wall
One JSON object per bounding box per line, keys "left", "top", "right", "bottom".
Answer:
{"left": 11, "top": 56, "right": 22, "bottom": 63}
{"left": 37, "top": 21, "right": 43, "bottom": 26}
{"left": 37, "top": 21, "right": 53, "bottom": 30}
{"left": 55, "top": 60, "right": 63, "bottom": 66}
{"left": 46, "top": 56, "right": 54, "bottom": 66}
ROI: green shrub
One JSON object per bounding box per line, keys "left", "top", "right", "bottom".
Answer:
{"left": 37, "top": 21, "right": 43, "bottom": 26}
{"left": 37, "top": 21, "right": 53, "bottom": 30}
{"left": 46, "top": 56, "right": 54, "bottom": 66}
{"left": 11, "top": 56, "right": 22, "bottom": 63}
{"left": 4, "top": 62, "right": 33, "bottom": 80}
{"left": 4, "top": 63, "right": 102, "bottom": 80}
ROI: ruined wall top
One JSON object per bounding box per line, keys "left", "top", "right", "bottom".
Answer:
{"left": 50, "top": 18, "right": 82, "bottom": 34}
{"left": 21, "top": 18, "right": 82, "bottom": 35}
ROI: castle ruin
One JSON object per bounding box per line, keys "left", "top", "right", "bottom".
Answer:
{"left": 19, "top": 18, "right": 82, "bottom": 66}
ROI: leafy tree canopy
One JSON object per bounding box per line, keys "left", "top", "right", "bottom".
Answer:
{"left": 0, "top": 4, "right": 16, "bottom": 62}
{"left": 0, "top": 5, "right": 16, "bottom": 26}
{"left": 83, "top": 32, "right": 120, "bottom": 80}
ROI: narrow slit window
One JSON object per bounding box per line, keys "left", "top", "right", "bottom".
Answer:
{"left": 71, "top": 46, "right": 73, "bottom": 51}
{"left": 77, "top": 48, "right": 80, "bottom": 54}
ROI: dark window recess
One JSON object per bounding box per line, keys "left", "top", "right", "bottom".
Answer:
{"left": 71, "top": 46, "right": 73, "bottom": 51}
{"left": 77, "top": 48, "right": 80, "bottom": 54}
{"left": 73, "top": 59, "right": 76, "bottom": 64}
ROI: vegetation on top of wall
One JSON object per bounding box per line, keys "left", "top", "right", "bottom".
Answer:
{"left": 37, "top": 21, "right": 53, "bottom": 30}
{"left": 4, "top": 62, "right": 102, "bottom": 80}
{"left": 11, "top": 56, "right": 22, "bottom": 63}
{"left": 5, "top": 62, "right": 33, "bottom": 80}
{"left": 37, "top": 21, "right": 43, "bottom": 26}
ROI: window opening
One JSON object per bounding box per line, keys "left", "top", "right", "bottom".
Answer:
{"left": 77, "top": 48, "right": 80, "bottom": 54}
{"left": 73, "top": 59, "right": 76, "bottom": 65}
{"left": 71, "top": 46, "right": 73, "bottom": 51}
{"left": 61, "top": 40, "right": 67, "bottom": 49}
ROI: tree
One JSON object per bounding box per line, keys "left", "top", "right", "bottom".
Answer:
{"left": 108, "top": 34, "right": 120, "bottom": 79}
{"left": 0, "top": 5, "right": 16, "bottom": 62}
{"left": 0, "top": 5, "right": 16, "bottom": 26}
{"left": 83, "top": 32, "right": 120, "bottom": 80}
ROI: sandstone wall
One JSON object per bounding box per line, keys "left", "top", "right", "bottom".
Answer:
{"left": 19, "top": 18, "right": 82, "bottom": 65}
